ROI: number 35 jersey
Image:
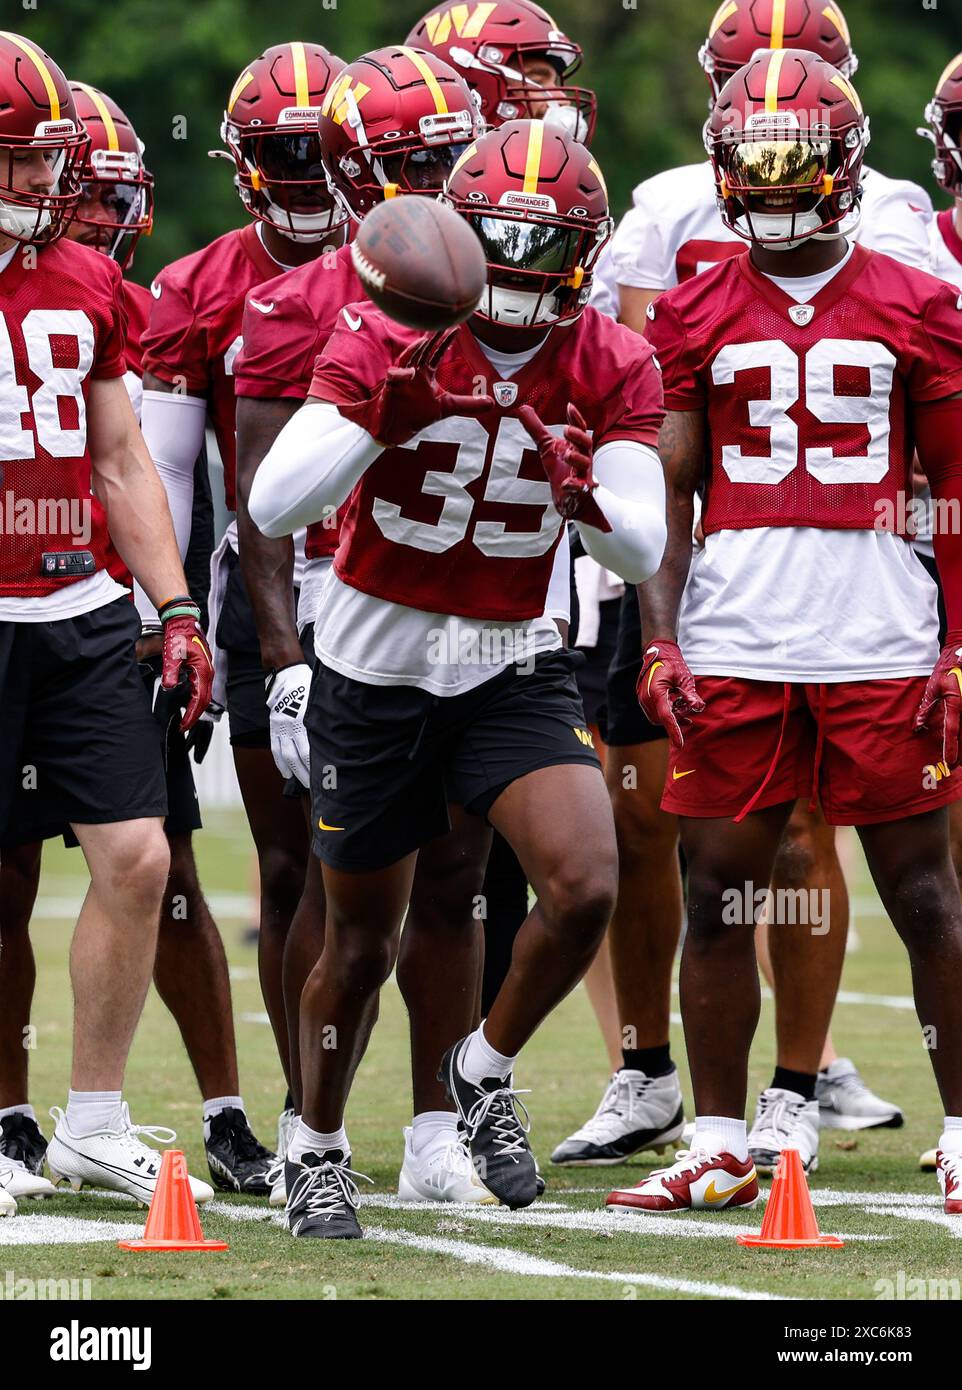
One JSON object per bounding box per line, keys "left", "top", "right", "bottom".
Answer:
{"left": 0, "top": 239, "right": 127, "bottom": 600}
{"left": 310, "top": 304, "right": 663, "bottom": 623}
{"left": 646, "top": 244, "right": 962, "bottom": 683}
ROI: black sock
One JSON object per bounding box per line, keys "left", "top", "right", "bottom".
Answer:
{"left": 771, "top": 1066, "right": 817, "bottom": 1102}
{"left": 621, "top": 1045, "right": 673, "bottom": 1078}
{"left": 283, "top": 1090, "right": 294, "bottom": 1113}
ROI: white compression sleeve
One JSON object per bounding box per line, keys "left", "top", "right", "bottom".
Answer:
{"left": 134, "top": 390, "right": 208, "bottom": 622}
{"left": 575, "top": 440, "right": 667, "bottom": 585}
{"left": 249, "top": 401, "right": 382, "bottom": 539}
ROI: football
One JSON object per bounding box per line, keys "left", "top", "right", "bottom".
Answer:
{"left": 351, "top": 196, "right": 488, "bottom": 332}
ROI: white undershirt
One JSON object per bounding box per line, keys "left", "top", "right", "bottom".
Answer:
{"left": 678, "top": 242, "right": 939, "bottom": 682}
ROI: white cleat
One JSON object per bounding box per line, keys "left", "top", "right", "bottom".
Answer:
{"left": 816, "top": 1059, "right": 903, "bottom": 1131}
{"left": 268, "top": 1111, "right": 299, "bottom": 1207}
{"left": 1, "top": 1155, "right": 57, "bottom": 1199}
{"left": 277, "top": 1108, "right": 296, "bottom": 1160}
{"left": 397, "top": 1128, "right": 497, "bottom": 1203}
{"left": 0, "top": 1171, "right": 17, "bottom": 1217}
{"left": 46, "top": 1104, "right": 214, "bottom": 1206}
{"left": 748, "top": 1089, "right": 820, "bottom": 1176}
{"left": 550, "top": 1068, "right": 686, "bottom": 1166}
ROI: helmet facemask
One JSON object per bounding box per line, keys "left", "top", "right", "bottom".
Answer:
{"left": 921, "top": 99, "right": 962, "bottom": 194}
{"left": 224, "top": 113, "right": 350, "bottom": 243}
{"left": 0, "top": 125, "right": 89, "bottom": 246}
{"left": 72, "top": 147, "right": 153, "bottom": 268}
{"left": 448, "top": 39, "right": 595, "bottom": 143}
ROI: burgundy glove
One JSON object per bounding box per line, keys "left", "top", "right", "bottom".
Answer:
{"left": 159, "top": 596, "right": 214, "bottom": 732}
{"left": 914, "top": 631, "right": 962, "bottom": 768}
{"left": 636, "top": 638, "right": 705, "bottom": 749}
{"left": 339, "top": 329, "right": 493, "bottom": 448}
{"left": 518, "top": 402, "right": 612, "bottom": 533}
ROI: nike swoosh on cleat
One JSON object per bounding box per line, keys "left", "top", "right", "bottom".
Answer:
{"left": 703, "top": 1172, "right": 756, "bottom": 1204}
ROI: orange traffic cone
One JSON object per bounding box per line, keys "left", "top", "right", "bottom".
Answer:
{"left": 118, "top": 1150, "right": 228, "bottom": 1252}
{"left": 737, "top": 1147, "right": 843, "bottom": 1249}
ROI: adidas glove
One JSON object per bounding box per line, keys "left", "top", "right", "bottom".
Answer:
{"left": 159, "top": 596, "right": 214, "bottom": 733}
{"left": 636, "top": 638, "right": 705, "bottom": 750}
{"left": 265, "top": 662, "right": 312, "bottom": 788}
{"left": 914, "top": 631, "right": 962, "bottom": 768}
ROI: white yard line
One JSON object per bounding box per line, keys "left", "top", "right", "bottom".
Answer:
{"left": 364, "top": 1223, "right": 793, "bottom": 1299}
{"left": 863, "top": 1205, "right": 962, "bottom": 1237}
{"left": 0, "top": 1214, "right": 145, "bottom": 1246}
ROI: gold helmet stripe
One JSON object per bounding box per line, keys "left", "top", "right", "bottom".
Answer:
{"left": 228, "top": 69, "right": 254, "bottom": 113}
{"left": 708, "top": 1, "right": 738, "bottom": 38}
{"left": 936, "top": 51, "right": 962, "bottom": 95}
{"left": 822, "top": 2, "right": 851, "bottom": 44}
{"left": 290, "top": 41, "right": 310, "bottom": 108}
{"left": 830, "top": 71, "right": 862, "bottom": 113}
{"left": 397, "top": 45, "right": 449, "bottom": 114}
{"left": 764, "top": 47, "right": 787, "bottom": 112}
{"left": 523, "top": 119, "right": 545, "bottom": 194}
{"left": 0, "top": 32, "right": 60, "bottom": 121}
{"left": 74, "top": 82, "right": 119, "bottom": 150}
{"left": 769, "top": 0, "right": 787, "bottom": 49}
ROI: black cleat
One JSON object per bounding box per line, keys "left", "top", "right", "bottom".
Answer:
{"left": 205, "top": 1107, "right": 276, "bottom": 1194}
{"left": 439, "top": 1038, "right": 538, "bottom": 1210}
{"left": 285, "top": 1150, "right": 368, "bottom": 1239}
{"left": 0, "top": 1113, "right": 47, "bottom": 1176}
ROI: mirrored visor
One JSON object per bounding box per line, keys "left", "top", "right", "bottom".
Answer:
{"left": 473, "top": 215, "right": 577, "bottom": 275}
{"left": 381, "top": 143, "right": 468, "bottom": 191}
{"left": 728, "top": 138, "right": 830, "bottom": 188}
{"left": 254, "top": 133, "right": 326, "bottom": 183}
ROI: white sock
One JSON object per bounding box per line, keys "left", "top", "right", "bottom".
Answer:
{"left": 202, "top": 1096, "right": 245, "bottom": 1139}
{"left": 65, "top": 1090, "right": 123, "bottom": 1136}
{"left": 0, "top": 1104, "right": 35, "bottom": 1123}
{"left": 940, "top": 1116, "right": 962, "bottom": 1153}
{"left": 287, "top": 1120, "right": 348, "bottom": 1165}
{"left": 459, "top": 1023, "right": 517, "bottom": 1086}
{"left": 411, "top": 1111, "right": 459, "bottom": 1157}
{"left": 692, "top": 1116, "right": 748, "bottom": 1162}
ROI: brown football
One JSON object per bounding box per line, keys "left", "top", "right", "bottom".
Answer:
{"left": 351, "top": 196, "right": 487, "bottom": 332}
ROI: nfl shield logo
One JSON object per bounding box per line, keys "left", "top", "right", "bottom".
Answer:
{"left": 493, "top": 381, "right": 518, "bottom": 407}
{"left": 789, "top": 304, "right": 815, "bottom": 326}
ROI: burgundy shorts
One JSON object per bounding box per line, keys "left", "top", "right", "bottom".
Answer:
{"left": 660, "top": 676, "right": 962, "bottom": 826}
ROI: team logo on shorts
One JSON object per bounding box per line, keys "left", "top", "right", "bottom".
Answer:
{"left": 493, "top": 381, "right": 518, "bottom": 407}
{"left": 572, "top": 727, "right": 595, "bottom": 748}
{"left": 923, "top": 761, "right": 952, "bottom": 789}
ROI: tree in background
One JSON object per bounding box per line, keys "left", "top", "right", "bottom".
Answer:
{"left": 20, "top": 0, "right": 961, "bottom": 282}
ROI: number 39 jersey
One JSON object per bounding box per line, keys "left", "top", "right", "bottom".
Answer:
{"left": 647, "top": 244, "right": 962, "bottom": 537}
{"left": 310, "top": 304, "right": 663, "bottom": 623}
{"left": 0, "top": 240, "right": 127, "bottom": 598}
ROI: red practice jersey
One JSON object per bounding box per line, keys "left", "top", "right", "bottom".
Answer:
{"left": 0, "top": 239, "right": 127, "bottom": 598}
{"left": 140, "top": 224, "right": 281, "bottom": 510}
{"left": 646, "top": 245, "right": 962, "bottom": 536}
{"left": 120, "top": 278, "right": 150, "bottom": 378}
{"left": 234, "top": 242, "right": 363, "bottom": 559}
{"left": 310, "top": 304, "right": 663, "bottom": 621}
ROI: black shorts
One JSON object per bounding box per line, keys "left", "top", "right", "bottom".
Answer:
{"left": 0, "top": 598, "right": 167, "bottom": 846}
{"left": 217, "top": 546, "right": 303, "bottom": 750}
{"left": 575, "top": 596, "right": 621, "bottom": 727}
{"left": 129, "top": 657, "right": 203, "bottom": 837}
{"left": 597, "top": 587, "right": 666, "bottom": 748}
{"left": 307, "top": 647, "right": 601, "bottom": 871}
{"left": 916, "top": 549, "right": 947, "bottom": 646}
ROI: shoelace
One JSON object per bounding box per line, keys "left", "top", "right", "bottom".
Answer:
{"left": 754, "top": 1096, "right": 805, "bottom": 1147}
{"left": 211, "top": 1116, "right": 272, "bottom": 1164}
{"left": 823, "top": 1069, "right": 867, "bottom": 1096}
{"left": 464, "top": 1085, "right": 531, "bottom": 1159}
{"left": 419, "top": 1141, "right": 477, "bottom": 1185}
{"left": 291, "top": 1160, "right": 372, "bottom": 1218}
{"left": 50, "top": 1103, "right": 176, "bottom": 1170}
{"left": 650, "top": 1147, "right": 721, "bottom": 1181}
{"left": 580, "top": 1074, "right": 654, "bottom": 1138}
{"left": 940, "top": 1151, "right": 962, "bottom": 1185}
{"left": 265, "top": 1159, "right": 285, "bottom": 1189}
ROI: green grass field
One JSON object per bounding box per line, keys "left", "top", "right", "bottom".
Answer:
{"left": 6, "top": 809, "right": 958, "bottom": 1302}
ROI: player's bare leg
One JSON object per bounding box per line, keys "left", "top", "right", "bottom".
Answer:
{"left": 233, "top": 746, "right": 311, "bottom": 1091}
{"left": 678, "top": 802, "right": 795, "bottom": 1119}
{"left": 949, "top": 800, "right": 962, "bottom": 883}
{"left": 859, "top": 808, "right": 962, "bottom": 1113}
{"left": 153, "top": 832, "right": 239, "bottom": 1099}
{"left": 280, "top": 847, "right": 326, "bottom": 1113}
{"left": 68, "top": 819, "right": 169, "bottom": 1089}
{"left": 581, "top": 936, "right": 622, "bottom": 1070}
{"left": 0, "top": 844, "right": 41, "bottom": 1108}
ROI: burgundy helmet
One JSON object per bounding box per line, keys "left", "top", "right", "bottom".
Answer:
{"left": 707, "top": 48, "right": 867, "bottom": 248}
{"left": 921, "top": 52, "right": 962, "bottom": 194}
{"left": 700, "top": 0, "right": 857, "bottom": 102}
{"left": 69, "top": 83, "right": 153, "bottom": 268}
{"left": 0, "top": 32, "right": 88, "bottom": 245}
{"left": 318, "top": 46, "right": 481, "bottom": 222}
{"left": 217, "top": 42, "right": 349, "bottom": 241}
{"left": 406, "top": 0, "right": 596, "bottom": 142}
{"left": 443, "top": 118, "right": 611, "bottom": 329}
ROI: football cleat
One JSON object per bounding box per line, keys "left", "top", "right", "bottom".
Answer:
{"left": 0, "top": 1154, "right": 57, "bottom": 1200}
{"left": 606, "top": 1147, "right": 759, "bottom": 1213}
{"left": 397, "top": 1127, "right": 497, "bottom": 1204}
{"left": 277, "top": 1107, "right": 297, "bottom": 1160}
{"left": 816, "top": 1059, "right": 904, "bottom": 1130}
{"left": 47, "top": 1104, "right": 214, "bottom": 1206}
{"left": 748, "top": 1089, "right": 820, "bottom": 1175}
{"left": 920, "top": 1147, "right": 939, "bottom": 1172}
{"left": 439, "top": 1039, "right": 539, "bottom": 1210}
{"left": 937, "top": 1149, "right": 962, "bottom": 1215}
{"left": 0, "top": 1170, "right": 17, "bottom": 1217}
{"left": 551, "top": 1068, "right": 686, "bottom": 1166}
{"left": 205, "top": 1107, "right": 275, "bottom": 1195}
{"left": 0, "top": 1112, "right": 48, "bottom": 1176}
{"left": 285, "top": 1150, "right": 368, "bottom": 1239}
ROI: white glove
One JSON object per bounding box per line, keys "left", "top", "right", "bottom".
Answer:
{"left": 265, "top": 662, "right": 313, "bottom": 788}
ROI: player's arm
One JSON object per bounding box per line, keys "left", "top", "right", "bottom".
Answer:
{"left": 618, "top": 286, "right": 659, "bottom": 335}
{"left": 912, "top": 391, "right": 962, "bottom": 764}
{"left": 634, "top": 408, "right": 707, "bottom": 746}
{"left": 87, "top": 375, "right": 212, "bottom": 725}
{"left": 235, "top": 395, "right": 303, "bottom": 670}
